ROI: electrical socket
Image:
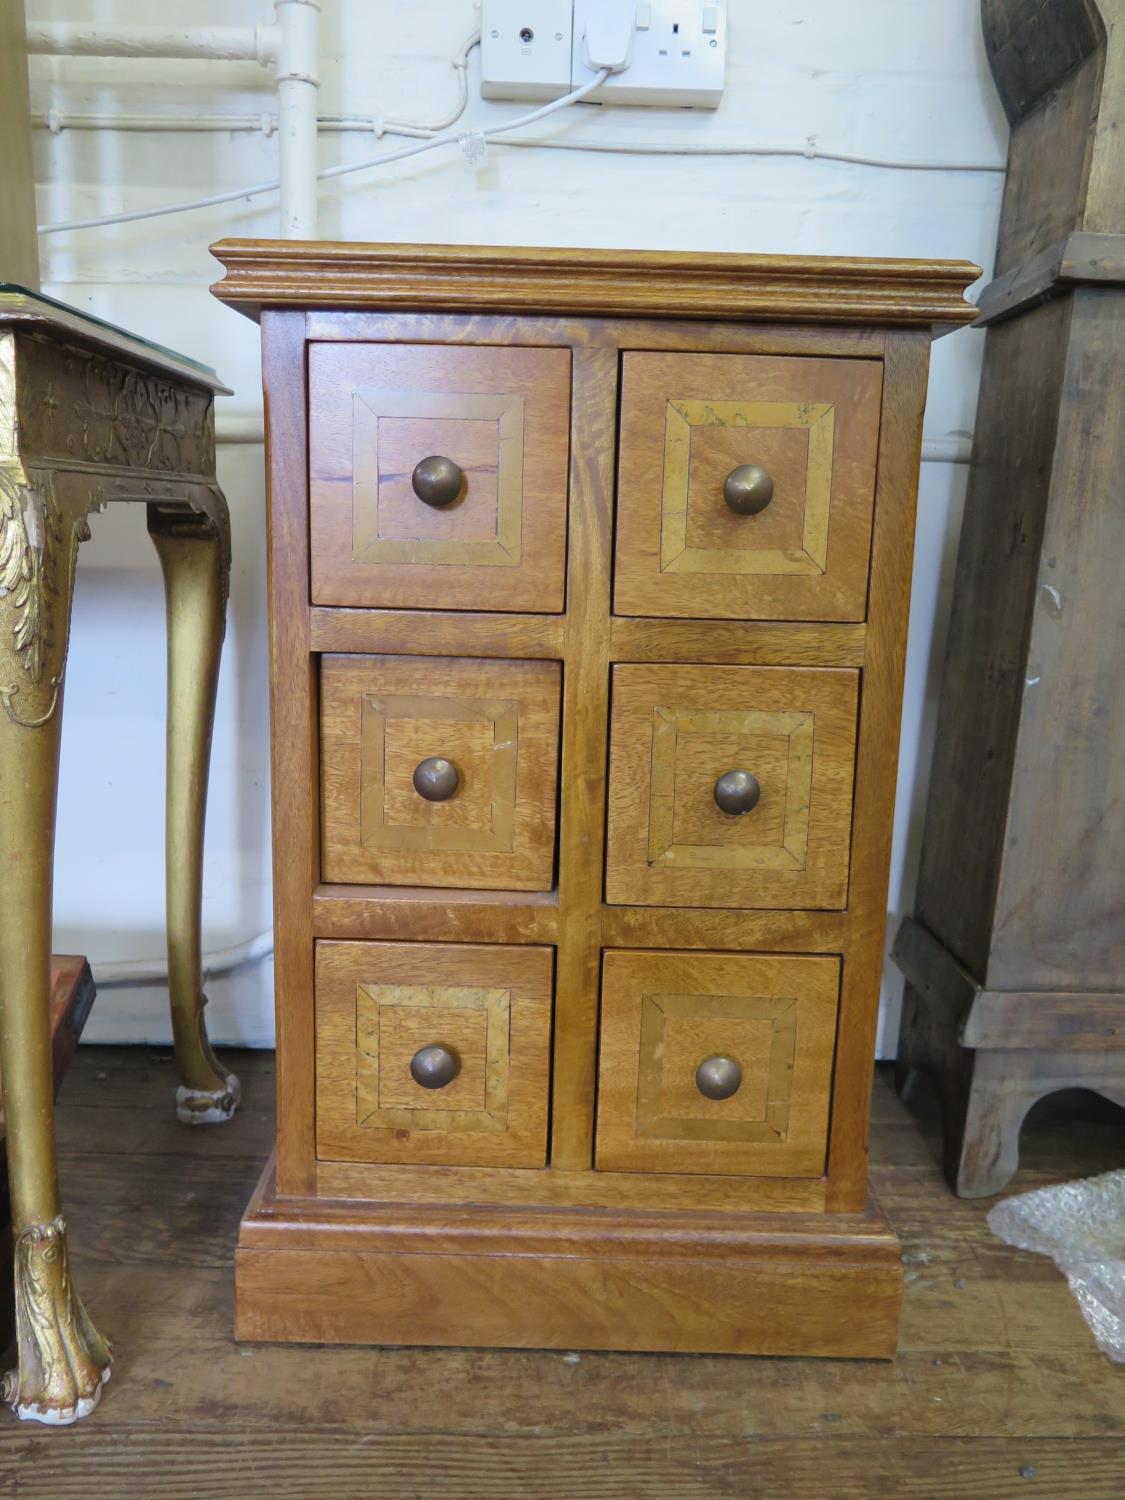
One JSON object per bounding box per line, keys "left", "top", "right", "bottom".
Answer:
{"left": 572, "top": 0, "right": 726, "bottom": 109}
{"left": 481, "top": 1, "right": 575, "bottom": 102}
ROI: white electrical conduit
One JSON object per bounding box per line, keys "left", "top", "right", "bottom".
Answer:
{"left": 209, "top": 411, "right": 976, "bottom": 464}
{"left": 37, "top": 67, "right": 611, "bottom": 235}
{"left": 29, "top": 2, "right": 324, "bottom": 237}
{"left": 36, "top": 91, "right": 1005, "bottom": 234}
{"left": 25, "top": 22, "right": 268, "bottom": 60}
{"left": 89, "top": 398, "right": 969, "bottom": 992}
{"left": 33, "top": 107, "right": 1008, "bottom": 171}
{"left": 89, "top": 398, "right": 968, "bottom": 991}
{"left": 93, "top": 931, "right": 275, "bottom": 988}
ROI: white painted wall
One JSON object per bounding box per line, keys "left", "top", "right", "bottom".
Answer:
{"left": 28, "top": 0, "right": 1008, "bottom": 1052}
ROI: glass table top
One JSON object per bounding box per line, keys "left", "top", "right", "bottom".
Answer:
{"left": 0, "top": 283, "right": 227, "bottom": 391}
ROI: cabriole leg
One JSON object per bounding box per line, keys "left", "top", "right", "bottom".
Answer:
{"left": 0, "top": 469, "right": 111, "bottom": 1423}
{"left": 149, "top": 500, "right": 240, "bottom": 1125}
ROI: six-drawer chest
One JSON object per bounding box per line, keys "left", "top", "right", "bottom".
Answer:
{"left": 211, "top": 240, "right": 978, "bottom": 1358}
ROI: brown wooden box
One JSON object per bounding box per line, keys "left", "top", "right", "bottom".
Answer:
{"left": 210, "top": 238, "right": 979, "bottom": 1360}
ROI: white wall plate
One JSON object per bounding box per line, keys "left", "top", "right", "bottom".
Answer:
{"left": 572, "top": 0, "right": 727, "bottom": 109}
{"left": 481, "top": 0, "right": 575, "bottom": 102}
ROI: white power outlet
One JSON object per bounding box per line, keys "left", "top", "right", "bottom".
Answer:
{"left": 481, "top": 1, "right": 727, "bottom": 109}
{"left": 481, "top": 1, "right": 575, "bottom": 102}
{"left": 572, "top": 0, "right": 726, "bottom": 108}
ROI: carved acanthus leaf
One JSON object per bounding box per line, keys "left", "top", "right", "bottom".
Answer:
{"left": 0, "top": 469, "right": 58, "bottom": 685}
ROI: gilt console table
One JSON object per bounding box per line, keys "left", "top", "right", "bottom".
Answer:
{"left": 211, "top": 239, "right": 978, "bottom": 1359}
{"left": 0, "top": 287, "right": 238, "bottom": 1423}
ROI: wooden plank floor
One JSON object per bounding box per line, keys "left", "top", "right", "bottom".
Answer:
{"left": 1, "top": 1048, "right": 1122, "bottom": 1498}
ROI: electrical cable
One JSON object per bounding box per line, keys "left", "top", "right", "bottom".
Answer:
{"left": 37, "top": 67, "right": 609, "bottom": 234}
{"left": 378, "top": 29, "right": 480, "bottom": 135}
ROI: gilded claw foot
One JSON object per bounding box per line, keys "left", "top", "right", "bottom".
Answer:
{"left": 174, "top": 1001, "right": 241, "bottom": 1125}
{"left": 2, "top": 1216, "right": 112, "bottom": 1426}
{"left": 176, "top": 1074, "right": 242, "bottom": 1125}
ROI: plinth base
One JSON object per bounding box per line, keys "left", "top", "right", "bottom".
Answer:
{"left": 235, "top": 1157, "right": 903, "bottom": 1359}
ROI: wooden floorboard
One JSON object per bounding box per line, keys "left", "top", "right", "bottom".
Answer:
{"left": 1, "top": 1048, "right": 1121, "bottom": 1498}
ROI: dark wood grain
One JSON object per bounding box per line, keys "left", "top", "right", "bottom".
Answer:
{"left": 913, "top": 300, "right": 1072, "bottom": 982}
{"left": 985, "top": 0, "right": 1125, "bottom": 277}
{"left": 826, "top": 332, "right": 931, "bottom": 1213}
{"left": 896, "top": 5, "right": 1125, "bottom": 1196}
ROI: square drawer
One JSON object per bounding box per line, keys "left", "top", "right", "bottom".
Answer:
{"left": 321, "top": 654, "right": 561, "bottom": 890}
{"left": 595, "top": 949, "right": 839, "bottom": 1176}
{"left": 605, "top": 664, "right": 858, "bottom": 910}
{"left": 309, "top": 342, "right": 571, "bottom": 613}
{"left": 315, "top": 940, "right": 553, "bottom": 1167}
{"left": 613, "top": 350, "right": 882, "bottom": 621}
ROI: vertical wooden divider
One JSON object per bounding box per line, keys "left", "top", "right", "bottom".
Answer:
{"left": 550, "top": 344, "right": 618, "bottom": 1170}
{"left": 261, "top": 310, "right": 320, "bottom": 1196}
{"left": 826, "top": 330, "right": 931, "bottom": 1211}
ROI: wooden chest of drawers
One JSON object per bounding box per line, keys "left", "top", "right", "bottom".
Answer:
{"left": 211, "top": 240, "right": 978, "bottom": 1358}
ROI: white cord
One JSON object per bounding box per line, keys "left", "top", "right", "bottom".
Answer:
{"left": 316, "top": 69, "right": 611, "bottom": 183}
{"left": 380, "top": 30, "right": 480, "bottom": 135}
{"left": 37, "top": 68, "right": 610, "bottom": 235}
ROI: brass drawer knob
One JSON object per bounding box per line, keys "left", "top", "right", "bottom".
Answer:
{"left": 723, "top": 464, "right": 774, "bottom": 515}
{"left": 696, "top": 1055, "right": 743, "bottom": 1101}
{"left": 412, "top": 756, "right": 460, "bottom": 802}
{"left": 410, "top": 1044, "right": 460, "bottom": 1090}
{"left": 412, "top": 454, "right": 465, "bottom": 508}
{"left": 713, "top": 769, "right": 761, "bottom": 816}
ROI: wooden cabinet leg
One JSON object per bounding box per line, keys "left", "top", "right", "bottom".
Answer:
{"left": 149, "top": 500, "right": 241, "bottom": 1125}
{"left": 0, "top": 469, "right": 111, "bottom": 1423}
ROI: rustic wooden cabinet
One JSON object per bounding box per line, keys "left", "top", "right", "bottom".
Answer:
{"left": 211, "top": 240, "right": 977, "bottom": 1358}
{"left": 894, "top": 0, "right": 1125, "bottom": 1196}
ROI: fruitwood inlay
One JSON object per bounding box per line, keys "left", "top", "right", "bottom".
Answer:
{"left": 596, "top": 950, "right": 840, "bottom": 1176}
{"left": 320, "top": 654, "right": 560, "bottom": 891}
{"left": 214, "top": 240, "right": 972, "bottom": 1357}
{"left": 614, "top": 351, "right": 883, "bottom": 621}
{"left": 308, "top": 342, "right": 570, "bottom": 614}
{"left": 315, "top": 940, "right": 552, "bottom": 1168}
{"left": 606, "top": 664, "right": 858, "bottom": 910}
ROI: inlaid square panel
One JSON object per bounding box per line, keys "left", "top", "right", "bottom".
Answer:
{"left": 596, "top": 950, "right": 839, "bottom": 1176}
{"left": 315, "top": 941, "right": 553, "bottom": 1167}
{"left": 613, "top": 350, "right": 883, "bottom": 620}
{"left": 321, "top": 655, "right": 561, "bottom": 890}
{"left": 309, "top": 342, "right": 571, "bottom": 612}
{"left": 606, "top": 664, "right": 858, "bottom": 909}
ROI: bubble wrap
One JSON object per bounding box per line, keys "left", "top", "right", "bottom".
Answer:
{"left": 987, "top": 1170, "right": 1125, "bottom": 1363}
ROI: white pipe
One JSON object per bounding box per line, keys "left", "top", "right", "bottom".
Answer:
{"left": 25, "top": 22, "right": 271, "bottom": 64}
{"left": 27, "top": 5, "right": 324, "bottom": 238}
{"left": 274, "top": 0, "right": 320, "bottom": 238}
{"left": 922, "top": 436, "right": 973, "bottom": 465}
{"left": 208, "top": 411, "right": 974, "bottom": 464}
{"left": 92, "top": 930, "right": 274, "bottom": 988}
{"left": 37, "top": 110, "right": 280, "bottom": 135}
